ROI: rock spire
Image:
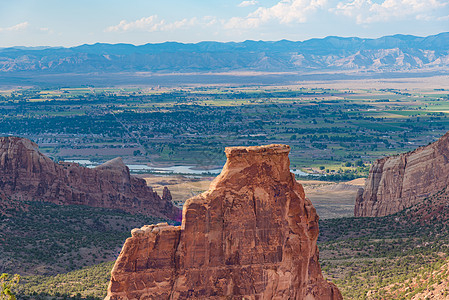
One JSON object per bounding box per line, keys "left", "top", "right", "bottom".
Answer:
{"left": 106, "top": 144, "right": 342, "bottom": 299}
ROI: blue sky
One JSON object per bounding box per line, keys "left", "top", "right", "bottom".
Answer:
{"left": 0, "top": 0, "right": 448, "bottom": 47}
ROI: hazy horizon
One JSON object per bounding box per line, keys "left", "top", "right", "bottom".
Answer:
{"left": 0, "top": 31, "right": 447, "bottom": 49}
{"left": 1, "top": 0, "right": 448, "bottom": 47}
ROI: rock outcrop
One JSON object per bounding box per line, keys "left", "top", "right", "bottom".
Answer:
{"left": 0, "top": 136, "right": 179, "bottom": 219}
{"left": 355, "top": 131, "right": 449, "bottom": 217}
{"left": 106, "top": 144, "right": 342, "bottom": 300}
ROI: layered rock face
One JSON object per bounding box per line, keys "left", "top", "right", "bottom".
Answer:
{"left": 355, "top": 131, "right": 449, "bottom": 217}
{"left": 0, "top": 136, "right": 179, "bottom": 219}
{"left": 106, "top": 144, "right": 342, "bottom": 300}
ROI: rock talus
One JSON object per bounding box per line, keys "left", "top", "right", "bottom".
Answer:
{"left": 355, "top": 131, "right": 449, "bottom": 217}
{"left": 0, "top": 136, "right": 179, "bottom": 219}
{"left": 106, "top": 144, "right": 342, "bottom": 300}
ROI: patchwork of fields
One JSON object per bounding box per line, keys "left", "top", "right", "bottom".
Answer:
{"left": 0, "top": 78, "right": 448, "bottom": 179}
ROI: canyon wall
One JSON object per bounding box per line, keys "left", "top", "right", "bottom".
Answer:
{"left": 355, "top": 132, "right": 449, "bottom": 217}
{"left": 106, "top": 144, "right": 342, "bottom": 300}
{"left": 0, "top": 136, "right": 179, "bottom": 219}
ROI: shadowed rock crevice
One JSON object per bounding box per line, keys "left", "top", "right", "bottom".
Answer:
{"left": 106, "top": 144, "right": 342, "bottom": 300}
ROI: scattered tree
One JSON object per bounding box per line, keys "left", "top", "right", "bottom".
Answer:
{"left": 0, "top": 273, "right": 20, "bottom": 300}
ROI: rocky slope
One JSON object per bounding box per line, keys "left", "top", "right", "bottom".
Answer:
{"left": 408, "top": 261, "right": 449, "bottom": 299}
{"left": 0, "top": 136, "right": 179, "bottom": 219}
{"left": 106, "top": 144, "right": 342, "bottom": 300}
{"left": 355, "top": 131, "right": 449, "bottom": 217}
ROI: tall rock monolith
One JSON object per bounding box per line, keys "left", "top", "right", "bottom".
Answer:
{"left": 106, "top": 144, "right": 342, "bottom": 299}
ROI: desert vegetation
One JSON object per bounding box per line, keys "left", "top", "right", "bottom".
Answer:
{"left": 319, "top": 192, "right": 449, "bottom": 299}
{"left": 0, "top": 200, "right": 164, "bottom": 276}
{"left": 3, "top": 192, "right": 448, "bottom": 299}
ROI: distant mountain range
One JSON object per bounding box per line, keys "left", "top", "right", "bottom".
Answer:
{"left": 1, "top": 32, "right": 448, "bottom": 74}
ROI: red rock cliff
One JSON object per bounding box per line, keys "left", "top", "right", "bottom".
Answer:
{"left": 0, "top": 136, "right": 179, "bottom": 219}
{"left": 355, "top": 131, "right": 449, "bottom": 217}
{"left": 106, "top": 144, "right": 342, "bottom": 300}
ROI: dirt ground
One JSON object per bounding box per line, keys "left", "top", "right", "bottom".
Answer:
{"left": 141, "top": 174, "right": 364, "bottom": 219}
{"left": 301, "top": 178, "right": 365, "bottom": 219}
{"left": 142, "top": 175, "right": 214, "bottom": 207}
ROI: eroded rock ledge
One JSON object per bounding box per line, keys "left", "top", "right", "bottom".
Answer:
{"left": 0, "top": 136, "right": 179, "bottom": 219}
{"left": 106, "top": 144, "right": 342, "bottom": 300}
{"left": 355, "top": 131, "right": 449, "bottom": 217}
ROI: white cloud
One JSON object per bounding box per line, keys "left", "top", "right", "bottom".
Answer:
{"left": 333, "top": 0, "right": 448, "bottom": 24}
{"left": 0, "top": 22, "right": 29, "bottom": 32}
{"left": 106, "top": 16, "right": 165, "bottom": 32}
{"left": 225, "top": 0, "right": 327, "bottom": 29}
{"left": 238, "top": 0, "right": 259, "bottom": 7}
{"left": 38, "top": 27, "right": 55, "bottom": 34}
{"left": 105, "top": 16, "right": 218, "bottom": 33}
{"left": 203, "top": 16, "right": 218, "bottom": 26}
{"left": 160, "top": 17, "right": 199, "bottom": 31}
{"left": 105, "top": 0, "right": 447, "bottom": 37}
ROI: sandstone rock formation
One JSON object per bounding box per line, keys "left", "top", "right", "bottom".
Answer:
{"left": 0, "top": 136, "right": 179, "bottom": 219}
{"left": 106, "top": 144, "right": 342, "bottom": 300}
{"left": 355, "top": 131, "right": 449, "bottom": 217}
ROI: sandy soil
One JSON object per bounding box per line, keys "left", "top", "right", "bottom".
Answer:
{"left": 302, "top": 178, "right": 365, "bottom": 219}
{"left": 142, "top": 175, "right": 214, "bottom": 207}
